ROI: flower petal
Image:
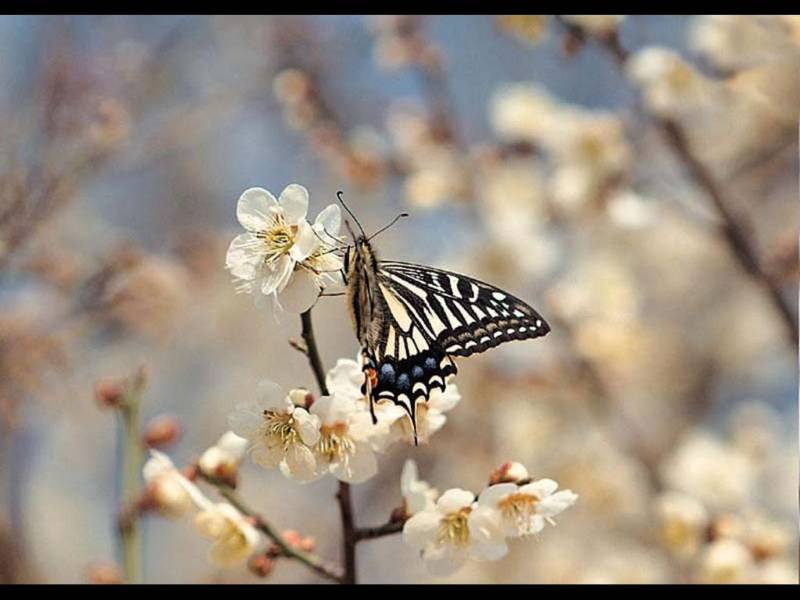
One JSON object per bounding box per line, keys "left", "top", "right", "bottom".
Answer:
{"left": 225, "top": 233, "right": 262, "bottom": 280}
{"left": 537, "top": 489, "right": 579, "bottom": 516}
{"left": 289, "top": 220, "right": 317, "bottom": 262}
{"left": 314, "top": 204, "right": 342, "bottom": 238}
{"left": 401, "top": 459, "right": 420, "bottom": 496}
{"left": 279, "top": 184, "right": 309, "bottom": 224}
{"left": 424, "top": 549, "right": 468, "bottom": 577}
{"left": 228, "top": 400, "right": 265, "bottom": 439}
{"left": 251, "top": 443, "right": 283, "bottom": 469}
{"left": 330, "top": 443, "right": 377, "bottom": 484}
{"left": 260, "top": 255, "right": 294, "bottom": 296}
{"left": 237, "top": 187, "right": 277, "bottom": 231}
{"left": 282, "top": 443, "right": 319, "bottom": 483}
{"left": 403, "top": 510, "right": 441, "bottom": 550}
{"left": 477, "top": 483, "right": 517, "bottom": 507}
{"left": 293, "top": 407, "right": 321, "bottom": 446}
{"left": 255, "top": 380, "right": 291, "bottom": 413}
{"left": 437, "top": 488, "right": 475, "bottom": 513}
{"left": 279, "top": 269, "right": 320, "bottom": 314}
{"left": 521, "top": 478, "right": 559, "bottom": 499}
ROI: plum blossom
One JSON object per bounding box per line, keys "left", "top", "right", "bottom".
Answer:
{"left": 198, "top": 430, "right": 248, "bottom": 482}
{"left": 194, "top": 502, "right": 261, "bottom": 567}
{"left": 142, "top": 450, "right": 261, "bottom": 567}
{"left": 473, "top": 478, "right": 578, "bottom": 538}
{"left": 225, "top": 184, "right": 343, "bottom": 314}
{"left": 228, "top": 380, "right": 322, "bottom": 483}
{"left": 310, "top": 394, "right": 378, "bottom": 484}
{"left": 403, "top": 488, "right": 507, "bottom": 576}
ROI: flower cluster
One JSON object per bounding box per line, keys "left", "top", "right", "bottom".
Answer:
{"left": 142, "top": 450, "right": 261, "bottom": 566}
{"left": 225, "top": 184, "right": 343, "bottom": 315}
{"left": 228, "top": 358, "right": 461, "bottom": 484}
{"left": 402, "top": 460, "right": 578, "bottom": 576}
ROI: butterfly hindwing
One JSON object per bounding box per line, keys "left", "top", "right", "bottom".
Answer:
{"left": 378, "top": 261, "right": 550, "bottom": 357}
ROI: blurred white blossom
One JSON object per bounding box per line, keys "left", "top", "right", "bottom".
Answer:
{"left": 194, "top": 501, "right": 261, "bottom": 567}
{"left": 655, "top": 491, "right": 709, "bottom": 559}
{"left": 696, "top": 538, "right": 754, "bottom": 584}
{"left": 198, "top": 430, "right": 248, "bottom": 481}
{"left": 562, "top": 15, "right": 624, "bottom": 35}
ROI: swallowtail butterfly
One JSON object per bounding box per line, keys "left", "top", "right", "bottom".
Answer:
{"left": 334, "top": 193, "right": 550, "bottom": 443}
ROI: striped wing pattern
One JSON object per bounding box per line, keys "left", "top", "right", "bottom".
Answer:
{"left": 359, "top": 260, "right": 549, "bottom": 439}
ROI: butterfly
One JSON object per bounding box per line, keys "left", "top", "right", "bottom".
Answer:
{"left": 331, "top": 193, "right": 550, "bottom": 443}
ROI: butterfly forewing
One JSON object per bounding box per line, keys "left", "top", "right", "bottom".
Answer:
{"left": 378, "top": 261, "right": 550, "bottom": 356}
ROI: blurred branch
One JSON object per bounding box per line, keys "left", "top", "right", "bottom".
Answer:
{"left": 554, "top": 16, "right": 798, "bottom": 350}
{"left": 115, "top": 367, "right": 147, "bottom": 584}
{"left": 299, "top": 309, "right": 357, "bottom": 584}
{"left": 353, "top": 519, "right": 404, "bottom": 542}
{"left": 203, "top": 477, "right": 344, "bottom": 583}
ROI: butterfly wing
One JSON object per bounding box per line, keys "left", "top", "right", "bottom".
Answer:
{"left": 359, "top": 260, "right": 549, "bottom": 441}
{"left": 378, "top": 261, "right": 550, "bottom": 356}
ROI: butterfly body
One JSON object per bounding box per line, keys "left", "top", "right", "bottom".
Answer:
{"left": 342, "top": 231, "right": 550, "bottom": 442}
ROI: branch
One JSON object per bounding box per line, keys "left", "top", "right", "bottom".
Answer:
{"left": 206, "top": 478, "right": 344, "bottom": 583}
{"left": 354, "top": 520, "right": 405, "bottom": 542}
{"left": 554, "top": 16, "right": 798, "bottom": 349}
{"left": 299, "top": 309, "right": 358, "bottom": 584}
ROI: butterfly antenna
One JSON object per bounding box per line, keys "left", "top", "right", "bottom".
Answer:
{"left": 367, "top": 212, "right": 409, "bottom": 242}
{"left": 337, "top": 191, "right": 366, "bottom": 238}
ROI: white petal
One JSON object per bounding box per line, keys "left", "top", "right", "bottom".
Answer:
{"left": 279, "top": 269, "right": 320, "bottom": 314}
{"left": 251, "top": 443, "right": 283, "bottom": 469}
{"left": 237, "top": 187, "right": 277, "bottom": 231}
{"left": 477, "top": 483, "right": 517, "bottom": 507}
{"left": 402, "top": 510, "right": 441, "bottom": 550}
{"left": 521, "top": 478, "right": 559, "bottom": 499}
{"left": 437, "top": 488, "right": 475, "bottom": 513}
{"left": 470, "top": 537, "right": 509, "bottom": 562}
{"left": 331, "top": 443, "right": 377, "bottom": 484}
{"left": 255, "top": 380, "right": 291, "bottom": 413}
{"left": 424, "top": 549, "right": 468, "bottom": 577}
{"left": 228, "top": 401, "right": 265, "bottom": 439}
{"left": 314, "top": 204, "right": 342, "bottom": 238}
{"left": 430, "top": 384, "right": 461, "bottom": 413}
{"left": 537, "top": 490, "right": 579, "bottom": 516}
{"left": 225, "top": 233, "right": 262, "bottom": 280}
{"left": 216, "top": 431, "right": 248, "bottom": 458}
{"left": 278, "top": 184, "right": 309, "bottom": 224}
{"left": 260, "top": 255, "right": 293, "bottom": 296}
{"left": 283, "top": 443, "right": 319, "bottom": 482}
{"left": 401, "top": 459, "right": 420, "bottom": 496}
{"left": 142, "top": 450, "right": 175, "bottom": 481}
{"left": 293, "top": 407, "right": 321, "bottom": 446}
{"left": 326, "top": 359, "right": 365, "bottom": 401}
{"left": 289, "top": 220, "right": 317, "bottom": 262}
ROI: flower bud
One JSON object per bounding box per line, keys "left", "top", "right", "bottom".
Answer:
{"left": 282, "top": 529, "right": 303, "bottom": 548}
{"left": 298, "top": 536, "right": 316, "bottom": 553}
{"left": 85, "top": 560, "right": 123, "bottom": 584}
{"left": 142, "top": 473, "right": 192, "bottom": 518}
{"left": 142, "top": 414, "right": 182, "bottom": 449}
{"left": 94, "top": 376, "right": 127, "bottom": 409}
{"left": 489, "top": 461, "right": 530, "bottom": 485}
{"left": 248, "top": 554, "right": 275, "bottom": 578}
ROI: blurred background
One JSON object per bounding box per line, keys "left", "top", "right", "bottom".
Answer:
{"left": 0, "top": 15, "right": 797, "bottom": 584}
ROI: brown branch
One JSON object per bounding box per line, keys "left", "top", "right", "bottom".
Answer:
{"left": 555, "top": 16, "right": 798, "bottom": 350}
{"left": 354, "top": 520, "right": 405, "bottom": 542}
{"left": 206, "top": 478, "right": 344, "bottom": 583}
{"left": 299, "top": 309, "right": 358, "bottom": 584}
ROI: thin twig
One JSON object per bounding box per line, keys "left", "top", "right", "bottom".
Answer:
{"left": 554, "top": 16, "right": 798, "bottom": 349}
{"left": 299, "top": 309, "right": 358, "bottom": 584}
{"left": 206, "top": 479, "right": 344, "bottom": 583}
{"left": 116, "top": 367, "right": 146, "bottom": 584}
{"left": 354, "top": 520, "right": 405, "bottom": 542}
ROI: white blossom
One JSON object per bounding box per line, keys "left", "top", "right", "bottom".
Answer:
{"left": 225, "top": 184, "right": 343, "bottom": 314}
{"left": 655, "top": 491, "right": 709, "bottom": 559}
{"left": 474, "top": 478, "right": 578, "bottom": 539}
{"left": 193, "top": 502, "right": 261, "bottom": 567}
{"left": 142, "top": 450, "right": 196, "bottom": 517}
{"left": 228, "top": 380, "right": 322, "bottom": 483}
{"left": 696, "top": 538, "right": 755, "bottom": 584}
{"left": 403, "top": 488, "right": 507, "bottom": 576}
{"left": 198, "top": 430, "right": 248, "bottom": 479}
{"left": 310, "top": 394, "right": 377, "bottom": 484}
